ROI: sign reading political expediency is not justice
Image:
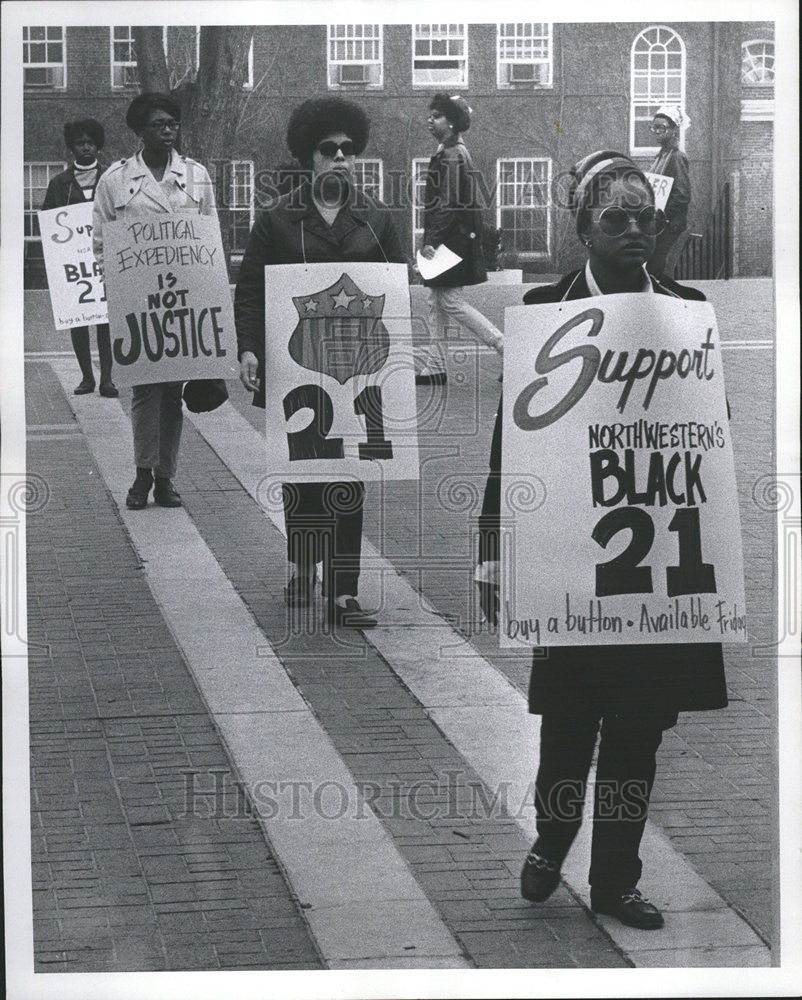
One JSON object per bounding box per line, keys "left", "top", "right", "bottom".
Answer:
{"left": 38, "top": 201, "right": 108, "bottom": 329}
{"left": 101, "top": 212, "right": 237, "bottom": 387}
{"left": 500, "top": 294, "right": 746, "bottom": 647}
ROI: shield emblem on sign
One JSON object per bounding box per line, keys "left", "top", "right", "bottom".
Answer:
{"left": 288, "top": 272, "right": 390, "bottom": 386}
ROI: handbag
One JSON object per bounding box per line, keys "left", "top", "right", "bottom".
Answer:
{"left": 182, "top": 379, "right": 229, "bottom": 413}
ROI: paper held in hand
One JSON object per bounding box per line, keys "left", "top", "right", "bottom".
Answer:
{"left": 416, "top": 245, "right": 462, "bottom": 281}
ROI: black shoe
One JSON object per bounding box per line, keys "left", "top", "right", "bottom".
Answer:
{"left": 590, "top": 887, "right": 664, "bottom": 929}
{"left": 285, "top": 575, "right": 313, "bottom": 608}
{"left": 328, "top": 598, "right": 377, "bottom": 629}
{"left": 74, "top": 378, "right": 95, "bottom": 395}
{"left": 99, "top": 381, "right": 119, "bottom": 398}
{"left": 126, "top": 470, "right": 153, "bottom": 510}
{"left": 415, "top": 369, "right": 447, "bottom": 386}
{"left": 153, "top": 478, "right": 182, "bottom": 508}
{"left": 521, "top": 850, "right": 561, "bottom": 902}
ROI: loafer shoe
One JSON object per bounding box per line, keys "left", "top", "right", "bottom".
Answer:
{"left": 74, "top": 378, "right": 95, "bottom": 395}
{"left": 153, "top": 478, "right": 182, "bottom": 507}
{"left": 99, "top": 381, "right": 119, "bottom": 397}
{"left": 126, "top": 478, "right": 152, "bottom": 510}
{"left": 328, "top": 598, "right": 377, "bottom": 629}
{"left": 415, "top": 369, "right": 447, "bottom": 386}
{"left": 590, "top": 887, "right": 664, "bottom": 929}
{"left": 521, "top": 850, "right": 561, "bottom": 902}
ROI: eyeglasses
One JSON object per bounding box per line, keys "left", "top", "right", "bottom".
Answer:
{"left": 595, "top": 205, "right": 666, "bottom": 237}
{"left": 316, "top": 140, "right": 355, "bottom": 158}
{"left": 144, "top": 119, "right": 180, "bottom": 133}
{"left": 649, "top": 124, "right": 671, "bottom": 134}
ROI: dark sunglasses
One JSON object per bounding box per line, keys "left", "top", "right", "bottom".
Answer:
{"left": 316, "top": 140, "right": 356, "bottom": 157}
{"left": 596, "top": 205, "right": 666, "bottom": 237}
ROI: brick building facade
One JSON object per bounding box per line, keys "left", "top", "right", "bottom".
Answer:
{"left": 23, "top": 21, "right": 774, "bottom": 285}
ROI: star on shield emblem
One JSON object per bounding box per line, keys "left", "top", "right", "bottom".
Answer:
{"left": 288, "top": 273, "right": 390, "bottom": 386}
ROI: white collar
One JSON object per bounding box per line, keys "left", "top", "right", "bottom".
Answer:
{"left": 584, "top": 260, "right": 653, "bottom": 296}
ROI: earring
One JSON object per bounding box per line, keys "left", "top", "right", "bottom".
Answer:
{"left": 584, "top": 239, "right": 593, "bottom": 247}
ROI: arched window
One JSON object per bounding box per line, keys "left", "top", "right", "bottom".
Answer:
{"left": 630, "top": 26, "right": 685, "bottom": 154}
{"left": 741, "top": 40, "right": 774, "bottom": 85}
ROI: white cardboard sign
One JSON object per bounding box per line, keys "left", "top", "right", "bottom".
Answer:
{"left": 38, "top": 202, "right": 108, "bottom": 329}
{"left": 263, "top": 262, "right": 419, "bottom": 482}
{"left": 645, "top": 171, "right": 675, "bottom": 214}
{"left": 500, "top": 293, "right": 747, "bottom": 647}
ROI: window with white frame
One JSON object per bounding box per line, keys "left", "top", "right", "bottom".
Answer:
{"left": 224, "top": 161, "right": 255, "bottom": 255}
{"left": 497, "top": 24, "right": 552, "bottom": 88}
{"left": 411, "top": 158, "right": 430, "bottom": 254}
{"left": 413, "top": 24, "right": 467, "bottom": 87}
{"left": 630, "top": 26, "right": 685, "bottom": 155}
{"left": 110, "top": 26, "right": 138, "bottom": 89}
{"left": 354, "top": 160, "right": 383, "bottom": 201}
{"left": 23, "top": 26, "right": 66, "bottom": 89}
{"left": 25, "top": 162, "right": 66, "bottom": 239}
{"left": 327, "top": 25, "right": 382, "bottom": 88}
{"left": 496, "top": 158, "right": 551, "bottom": 257}
{"left": 741, "top": 40, "right": 774, "bottom": 85}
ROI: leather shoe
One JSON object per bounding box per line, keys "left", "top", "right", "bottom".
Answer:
{"left": 520, "top": 850, "right": 560, "bottom": 902}
{"left": 153, "top": 478, "right": 182, "bottom": 507}
{"left": 74, "top": 378, "right": 95, "bottom": 395}
{"left": 99, "top": 381, "right": 119, "bottom": 398}
{"left": 328, "top": 598, "right": 377, "bottom": 629}
{"left": 590, "top": 887, "right": 664, "bottom": 929}
{"left": 415, "top": 369, "right": 447, "bottom": 386}
{"left": 126, "top": 471, "right": 152, "bottom": 510}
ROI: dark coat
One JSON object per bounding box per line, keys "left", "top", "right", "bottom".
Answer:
{"left": 649, "top": 146, "right": 691, "bottom": 230}
{"left": 478, "top": 267, "right": 727, "bottom": 719}
{"left": 42, "top": 161, "right": 107, "bottom": 209}
{"left": 422, "top": 136, "right": 487, "bottom": 288}
{"left": 234, "top": 180, "right": 406, "bottom": 408}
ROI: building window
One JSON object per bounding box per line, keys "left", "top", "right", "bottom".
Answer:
{"left": 412, "top": 158, "right": 430, "bottom": 254}
{"left": 327, "top": 25, "right": 383, "bottom": 88}
{"left": 496, "top": 158, "right": 551, "bottom": 257}
{"left": 225, "top": 161, "right": 254, "bottom": 255}
{"left": 741, "top": 40, "right": 775, "bottom": 85}
{"left": 354, "top": 159, "right": 383, "bottom": 201}
{"left": 497, "top": 23, "right": 552, "bottom": 88}
{"left": 23, "top": 26, "right": 66, "bottom": 89}
{"left": 630, "top": 26, "right": 685, "bottom": 155}
{"left": 412, "top": 24, "right": 467, "bottom": 87}
{"left": 25, "top": 163, "right": 66, "bottom": 239}
{"left": 110, "top": 26, "right": 138, "bottom": 89}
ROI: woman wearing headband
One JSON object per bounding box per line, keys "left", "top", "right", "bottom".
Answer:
{"left": 648, "top": 105, "right": 692, "bottom": 277}
{"left": 235, "top": 97, "right": 404, "bottom": 629}
{"left": 416, "top": 93, "right": 503, "bottom": 385}
{"left": 476, "top": 151, "right": 727, "bottom": 930}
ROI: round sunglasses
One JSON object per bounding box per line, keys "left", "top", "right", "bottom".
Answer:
{"left": 316, "top": 139, "right": 356, "bottom": 158}
{"left": 595, "top": 205, "right": 666, "bottom": 237}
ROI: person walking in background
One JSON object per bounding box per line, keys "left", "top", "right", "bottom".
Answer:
{"left": 236, "top": 97, "right": 405, "bottom": 629}
{"left": 476, "top": 151, "right": 727, "bottom": 931}
{"left": 416, "top": 94, "right": 503, "bottom": 386}
{"left": 93, "top": 92, "right": 217, "bottom": 510}
{"left": 43, "top": 119, "right": 117, "bottom": 397}
{"left": 647, "top": 105, "right": 691, "bottom": 277}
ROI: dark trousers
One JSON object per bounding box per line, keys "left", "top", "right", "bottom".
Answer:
{"left": 71, "top": 323, "right": 112, "bottom": 383}
{"left": 282, "top": 481, "right": 365, "bottom": 600}
{"left": 533, "top": 708, "right": 666, "bottom": 891}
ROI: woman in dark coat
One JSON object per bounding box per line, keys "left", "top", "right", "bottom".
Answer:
{"left": 417, "top": 94, "right": 503, "bottom": 385}
{"left": 236, "top": 98, "right": 405, "bottom": 629}
{"left": 43, "top": 118, "right": 117, "bottom": 397}
{"left": 647, "top": 105, "right": 692, "bottom": 277}
{"left": 476, "top": 151, "right": 727, "bottom": 930}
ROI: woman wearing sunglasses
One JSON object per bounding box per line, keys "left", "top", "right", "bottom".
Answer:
{"left": 236, "top": 97, "right": 405, "bottom": 629}
{"left": 476, "top": 151, "right": 726, "bottom": 930}
{"left": 647, "top": 105, "right": 692, "bottom": 277}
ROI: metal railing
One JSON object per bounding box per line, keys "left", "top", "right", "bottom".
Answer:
{"left": 675, "top": 180, "right": 732, "bottom": 280}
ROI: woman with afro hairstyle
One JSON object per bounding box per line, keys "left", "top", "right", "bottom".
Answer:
{"left": 417, "top": 93, "right": 503, "bottom": 385}
{"left": 43, "top": 118, "right": 117, "bottom": 397}
{"left": 93, "top": 92, "right": 216, "bottom": 511}
{"left": 236, "top": 97, "right": 405, "bottom": 630}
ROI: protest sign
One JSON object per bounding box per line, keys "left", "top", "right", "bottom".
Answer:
{"left": 101, "top": 212, "right": 237, "bottom": 387}
{"left": 500, "top": 294, "right": 746, "bottom": 647}
{"left": 263, "top": 263, "right": 419, "bottom": 482}
{"left": 38, "top": 202, "right": 107, "bottom": 329}
{"left": 644, "top": 171, "right": 674, "bottom": 214}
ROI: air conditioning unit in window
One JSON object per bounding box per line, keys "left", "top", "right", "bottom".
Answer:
{"left": 509, "top": 63, "right": 537, "bottom": 84}
{"left": 338, "top": 63, "right": 369, "bottom": 85}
